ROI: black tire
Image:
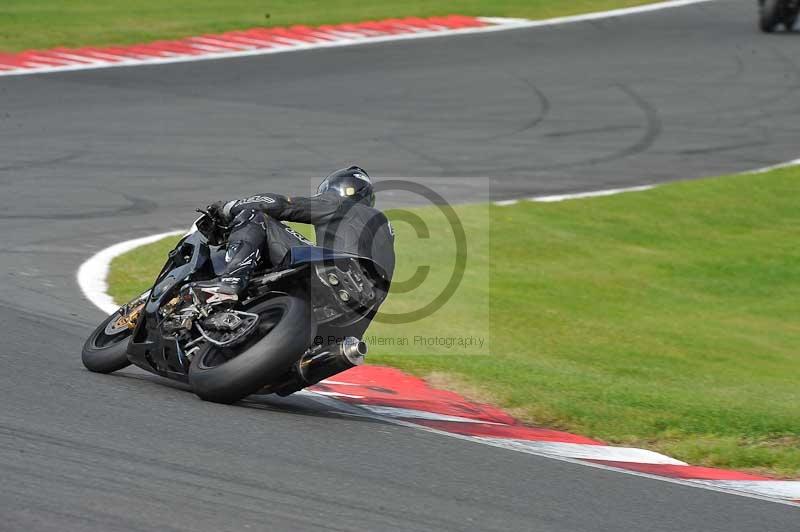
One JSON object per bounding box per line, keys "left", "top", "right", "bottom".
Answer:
{"left": 761, "top": 0, "right": 783, "bottom": 32}
{"left": 82, "top": 310, "right": 133, "bottom": 374}
{"left": 188, "top": 295, "right": 315, "bottom": 404}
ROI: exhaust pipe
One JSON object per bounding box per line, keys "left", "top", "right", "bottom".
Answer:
{"left": 297, "top": 337, "right": 367, "bottom": 386}
{"left": 272, "top": 337, "right": 367, "bottom": 396}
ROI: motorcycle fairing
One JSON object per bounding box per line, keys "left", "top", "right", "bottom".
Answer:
{"left": 127, "top": 230, "right": 217, "bottom": 380}
{"left": 124, "top": 230, "right": 383, "bottom": 382}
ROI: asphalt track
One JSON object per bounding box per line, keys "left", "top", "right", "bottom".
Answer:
{"left": 1, "top": 0, "right": 798, "bottom": 530}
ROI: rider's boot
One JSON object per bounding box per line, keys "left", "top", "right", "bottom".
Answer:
{"left": 191, "top": 278, "right": 241, "bottom": 305}
{"left": 192, "top": 239, "right": 262, "bottom": 305}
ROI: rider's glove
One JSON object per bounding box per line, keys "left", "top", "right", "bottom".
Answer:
{"left": 206, "top": 200, "right": 231, "bottom": 224}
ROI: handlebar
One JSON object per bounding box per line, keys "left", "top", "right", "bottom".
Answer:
{"left": 193, "top": 210, "right": 229, "bottom": 245}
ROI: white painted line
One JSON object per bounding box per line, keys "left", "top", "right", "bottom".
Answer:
{"left": 477, "top": 0, "right": 715, "bottom": 28}
{"left": 50, "top": 52, "right": 108, "bottom": 65}
{"left": 307, "top": 394, "right": 799, "bottom": 507}
{"left": 220, "top": 35, "right": 277, "bottom": 47}
{"left": 479, "top": 438, "right": 687, "bottom": 465}
{"left": 694, "top": 480, "right": 800, "bottom": 501}
{"left": 493, "top": 154, "right": 800, "bottom": 207}
{"left": 190, "top": 37, "right": 252, "bottom": 50}
{"left": 312, "top": 390, "right": 365, "bottom": 399}
{"left": 80, "top": 51, "right": 130, "bottom": 62}
{"left": 0, "top": 0, "right": 716, "bottom": 78}
{"left": 319, "top": 379, "right": 363, "bottom": 386}
{"left": 181, "top": 43, "right": 229, "bottom": 53}
{"left": 19, "top": 61, "right": 61, "bottom": 69}
{"left": 479, "top": 17, "right": 531, "bottom": 25}
{"left": 292, "top": 31, "right": 338, "bottom": 42}
{"left": 77, "top": 231, "right": 183, "bottom": 315}
{"left": 264, "top": 36, "right": 307, "bottom": 46}
{"left": 334, "top": 26, "right": 383, "bottom": 37}
{"left": 531, "top": 185, "right": 656, "bottom": 203}
{"left": 321, "top": 29, "right": 372, "bottom": 40}
{"left": 358, "top": 405, "right": 504, "bottom": 425}
{"left": 750, "top": 158, "right": 800, "bottom": 174}
{"left": 23, "top": 55, "right": 70, "bottom": 66}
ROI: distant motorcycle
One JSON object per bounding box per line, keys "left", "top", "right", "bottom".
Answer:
{"left": 82, "top": 212, "right": 379, "bottom": 404}
{"left": 760, "top": 0, "right": 799, "bottom": 32}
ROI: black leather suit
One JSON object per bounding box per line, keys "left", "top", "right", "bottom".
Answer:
{"left": 218, "top": 191, "right": 395, "bottom": 341}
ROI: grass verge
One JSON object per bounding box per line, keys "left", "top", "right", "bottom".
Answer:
{"left": 2, "top": 0, "right": 662, "bottom": 52}
{"left": 107, "top": 167, "right": 800, "bottom": 477}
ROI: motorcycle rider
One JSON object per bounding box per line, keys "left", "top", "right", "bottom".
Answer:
{"left": 195, "top": 166, "right": 395, "bottom": 337}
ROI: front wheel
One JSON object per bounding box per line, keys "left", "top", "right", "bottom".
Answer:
{"left": 189, "top": 295, "right": 315, "bottom": 404}
{"left": 760, "top": 0, "right": 784, "bottom": 32}
{"left": 82, "top": 309, "right": 134, "bottom": 373}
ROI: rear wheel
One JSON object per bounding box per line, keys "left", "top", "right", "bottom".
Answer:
{"left": 189, "top": 295, "right": 315, "bottom": 404}
{"left": 761, "top": 0, "right": 784, "bottom": 32}
{"left": 82, "top": 309, "right": 135, "bottom": 373}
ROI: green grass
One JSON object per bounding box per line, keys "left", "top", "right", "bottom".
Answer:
{"left": 107, "top": 167, "right": 800, "bottom": 477}
{"left": 1, "top": 0, "right": 661, "bottom": 52}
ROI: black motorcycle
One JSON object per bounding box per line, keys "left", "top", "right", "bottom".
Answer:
{"left": 760, "top": 0, "right": 799, "bottom": 32}
{"left": 82, "top": 213, "right": 380, "bottom": 404}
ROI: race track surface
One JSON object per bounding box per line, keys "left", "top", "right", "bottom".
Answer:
{"left": 1, "top": 0, "right": 798, "bottom": 529}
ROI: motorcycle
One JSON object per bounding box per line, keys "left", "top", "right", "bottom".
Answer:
{"left": 760, "top": 0, "right": 799, "bottom": 32}
{"left": 82, "top": 212, "right": 380, "bottom": 404}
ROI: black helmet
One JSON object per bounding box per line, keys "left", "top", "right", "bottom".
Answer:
{"left": 317, "top": 166, "right": 375, "bottom": 207}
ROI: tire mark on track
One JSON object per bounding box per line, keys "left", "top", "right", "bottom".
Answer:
{"left": 501, "top": 83, "right": 663, "bottom": 173}
{"left": 610, "top": 84, "right": 663, "bottom": 160}
{"left": 0, "top": 149, "right": 87, "bottom": 173}
{"left": 488, "top": 76, "right": 551, "bottom": 140}
{"left": 384, "top": 131, "right": 453, "bottom": 172}
{"left": 721, "top": 52, "right": 745, "bottom": 84}
{"left": 544, "top": 124, "right": 639, "bottom": 138}
{"left": 0, "top": 194, "right": 157, "bottom": 220}
{"left": 380, "top": 74, "right": 549, "bottom": 163}
{"left": 707, "top": 45, "right": 800, "bottom": 122}
{"left": 679, "top": 138, "right": 770, "bottom": 155}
